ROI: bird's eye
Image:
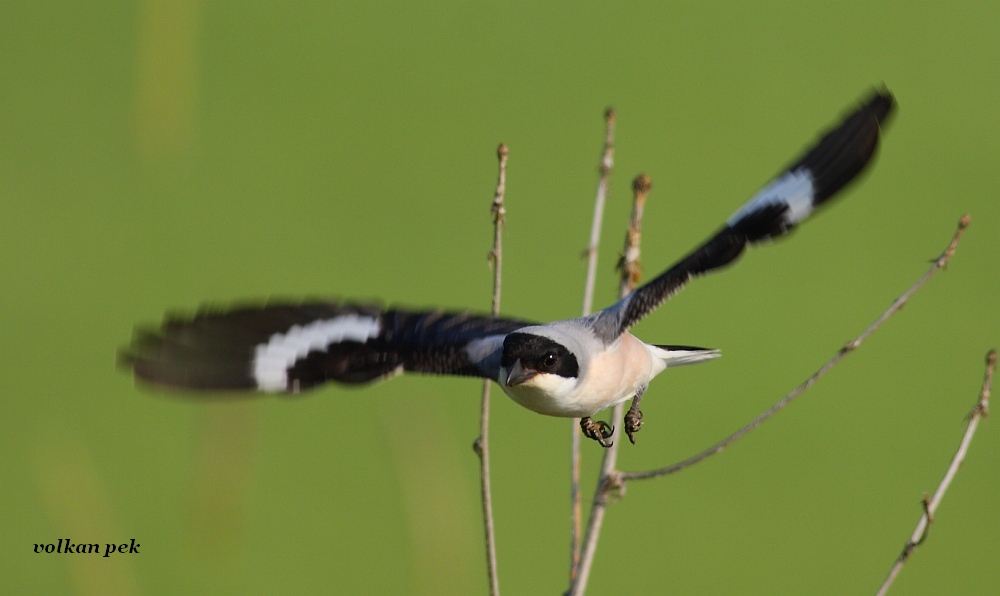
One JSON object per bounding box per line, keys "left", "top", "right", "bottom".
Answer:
{"left": 543, "top": 352, "right": 558, "bottom": 368}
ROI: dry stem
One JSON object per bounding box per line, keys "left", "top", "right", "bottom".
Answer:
{"left": 473, "top": 142, "right": 507, "bottom": 596}
{"left": 876, "top": 349, "right": 995, "bottom": 595}
{"left": 569, "top": 175, "right": 651, "bottom": 596}
{"left": 571, "top": 108, "right": 616, "bottom": 583}
{"left": 617, "top": 215, "right": 971, "bottom": 482}
{"left": 581, "top": 107, "right": 617, "bottom": 316}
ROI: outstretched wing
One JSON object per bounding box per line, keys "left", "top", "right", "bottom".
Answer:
{"left": 120, "top": 302, "right": 534, "bottom": 393}
{"left": 590, "top": 90, "right": 895, "bottom": 341}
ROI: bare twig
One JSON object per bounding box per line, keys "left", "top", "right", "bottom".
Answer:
{"left": 473, "top": 143, "right": 507, "bottom": 596}
{"left": 571, "top": 108, "right": 617, "bottom": 583}
{"left": 581, "top": 108, "right": 617, "bottom": 316}
{"left": 876, "top": 349, "right": 995, "bottom": 596}
{"left": 570, "top": 175, "right": 651, "bottom": 596}
{"left": 570, "top": 417, "right": 582, "bottom": 584}
{"left": 617, "top": 215, "right": 971, "bottom": 483}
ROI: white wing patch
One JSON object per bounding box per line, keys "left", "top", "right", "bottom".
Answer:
{"left": 252, "top": 315, "right": 381, "bottom": 392}
{"left": 726, "top": 169, "right": 816, "bottom": 228}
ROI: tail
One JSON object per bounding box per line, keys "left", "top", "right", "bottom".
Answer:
{"left": 651, "top": 344, "right": 722, "bottom": 368}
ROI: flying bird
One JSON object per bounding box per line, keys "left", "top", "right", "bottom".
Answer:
{"left": 120, "top": 90, "right": 895, "bottom": 447}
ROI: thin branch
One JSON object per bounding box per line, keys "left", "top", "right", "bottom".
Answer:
{"left": 618, "top": 214, "right": 971, "bottom": 482}
{"left": 570, "top": 175, "right": 651, "bottom": 596}
{"left": 876, "top": 348, "right": 995, "bottom": 596}
{"left": 473, "top": 143, "right": 507, "bottom": 596}
{"left": 571, "top": 107, "right": 617, "bottom": 584}
{"left": 581, "top": 107, "right": 617, "bottom": 316}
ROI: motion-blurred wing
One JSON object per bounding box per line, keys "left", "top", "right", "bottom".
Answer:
{"left": 591, "top": 90, "right": 895, "bottom": 341}
{"left": 121, "top": 302, "right": 534, "bottom": 393}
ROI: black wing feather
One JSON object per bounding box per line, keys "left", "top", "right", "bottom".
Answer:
{"left": 789, "top": 90, "right": 894, "bottom": 206}
{"left": 120, "top": 302, "right": 533, "bottom": 393}
{"left": 591, "top": 90, "right": 895, "bottom": 341}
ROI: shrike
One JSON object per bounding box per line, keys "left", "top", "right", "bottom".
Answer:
{"left": 121, "top": 90, "right": 895, "bottom": 447}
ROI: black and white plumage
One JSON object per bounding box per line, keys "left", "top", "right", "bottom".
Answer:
{"left": 121, "top": 90, "right": 895, "bottom": 441}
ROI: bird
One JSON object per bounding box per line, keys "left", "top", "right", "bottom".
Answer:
{"left": 120, "top": 89, "right": 895, "bottom": 447}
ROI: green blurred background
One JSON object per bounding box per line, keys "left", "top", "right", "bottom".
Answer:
{"left": 3, "top": 1, "right": 998, "bottom": 594}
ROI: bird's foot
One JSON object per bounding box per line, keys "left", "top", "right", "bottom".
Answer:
{"left": 580, "top": 417, "right": 614, "bottom": 448}
{"left": 624, "top": 404, "right": 643, "bottom": 444}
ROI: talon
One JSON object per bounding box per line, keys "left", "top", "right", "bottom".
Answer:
{"left": 580, "top": 417, "right": 614, "bottom": 448}
{"left": 625, "top": 407, "right": 643, "bottom": 444}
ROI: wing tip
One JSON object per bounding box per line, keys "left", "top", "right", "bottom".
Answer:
{"left": 805, "top": 86, "right": 896, "bottom": 205}
{"left": 865, "top": 86, "right": 896, "bottom": 125}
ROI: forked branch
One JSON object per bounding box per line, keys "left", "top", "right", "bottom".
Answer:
{"left": 569, "top": 174, "right": 651, "bottom": 596}
{"left": 567, "top": 215, "right": 970, "bottom": 595}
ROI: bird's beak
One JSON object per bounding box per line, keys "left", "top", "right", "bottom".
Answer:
{"left": 505, "top": 359, "right": 537, "bottom": 387}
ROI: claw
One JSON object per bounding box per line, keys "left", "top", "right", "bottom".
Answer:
{"left": 624, "top": 406, "right": 643, "bottom": 444}
{"left": 624, "top": 387, "right": 646, "bottom": 445}
{"left": 580, "top": 417, "right": 614, "bottom": 448}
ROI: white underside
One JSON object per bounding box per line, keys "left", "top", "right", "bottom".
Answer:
{"left": 252, "top": 315, "right": 381, "bottom": 392}
{"left": 499, "top": 334, "right": 720, "bottom": 418}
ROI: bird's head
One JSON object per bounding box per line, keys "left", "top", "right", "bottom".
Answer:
{"left": 500, "top": 331, "right": 580, "bottom": 389}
